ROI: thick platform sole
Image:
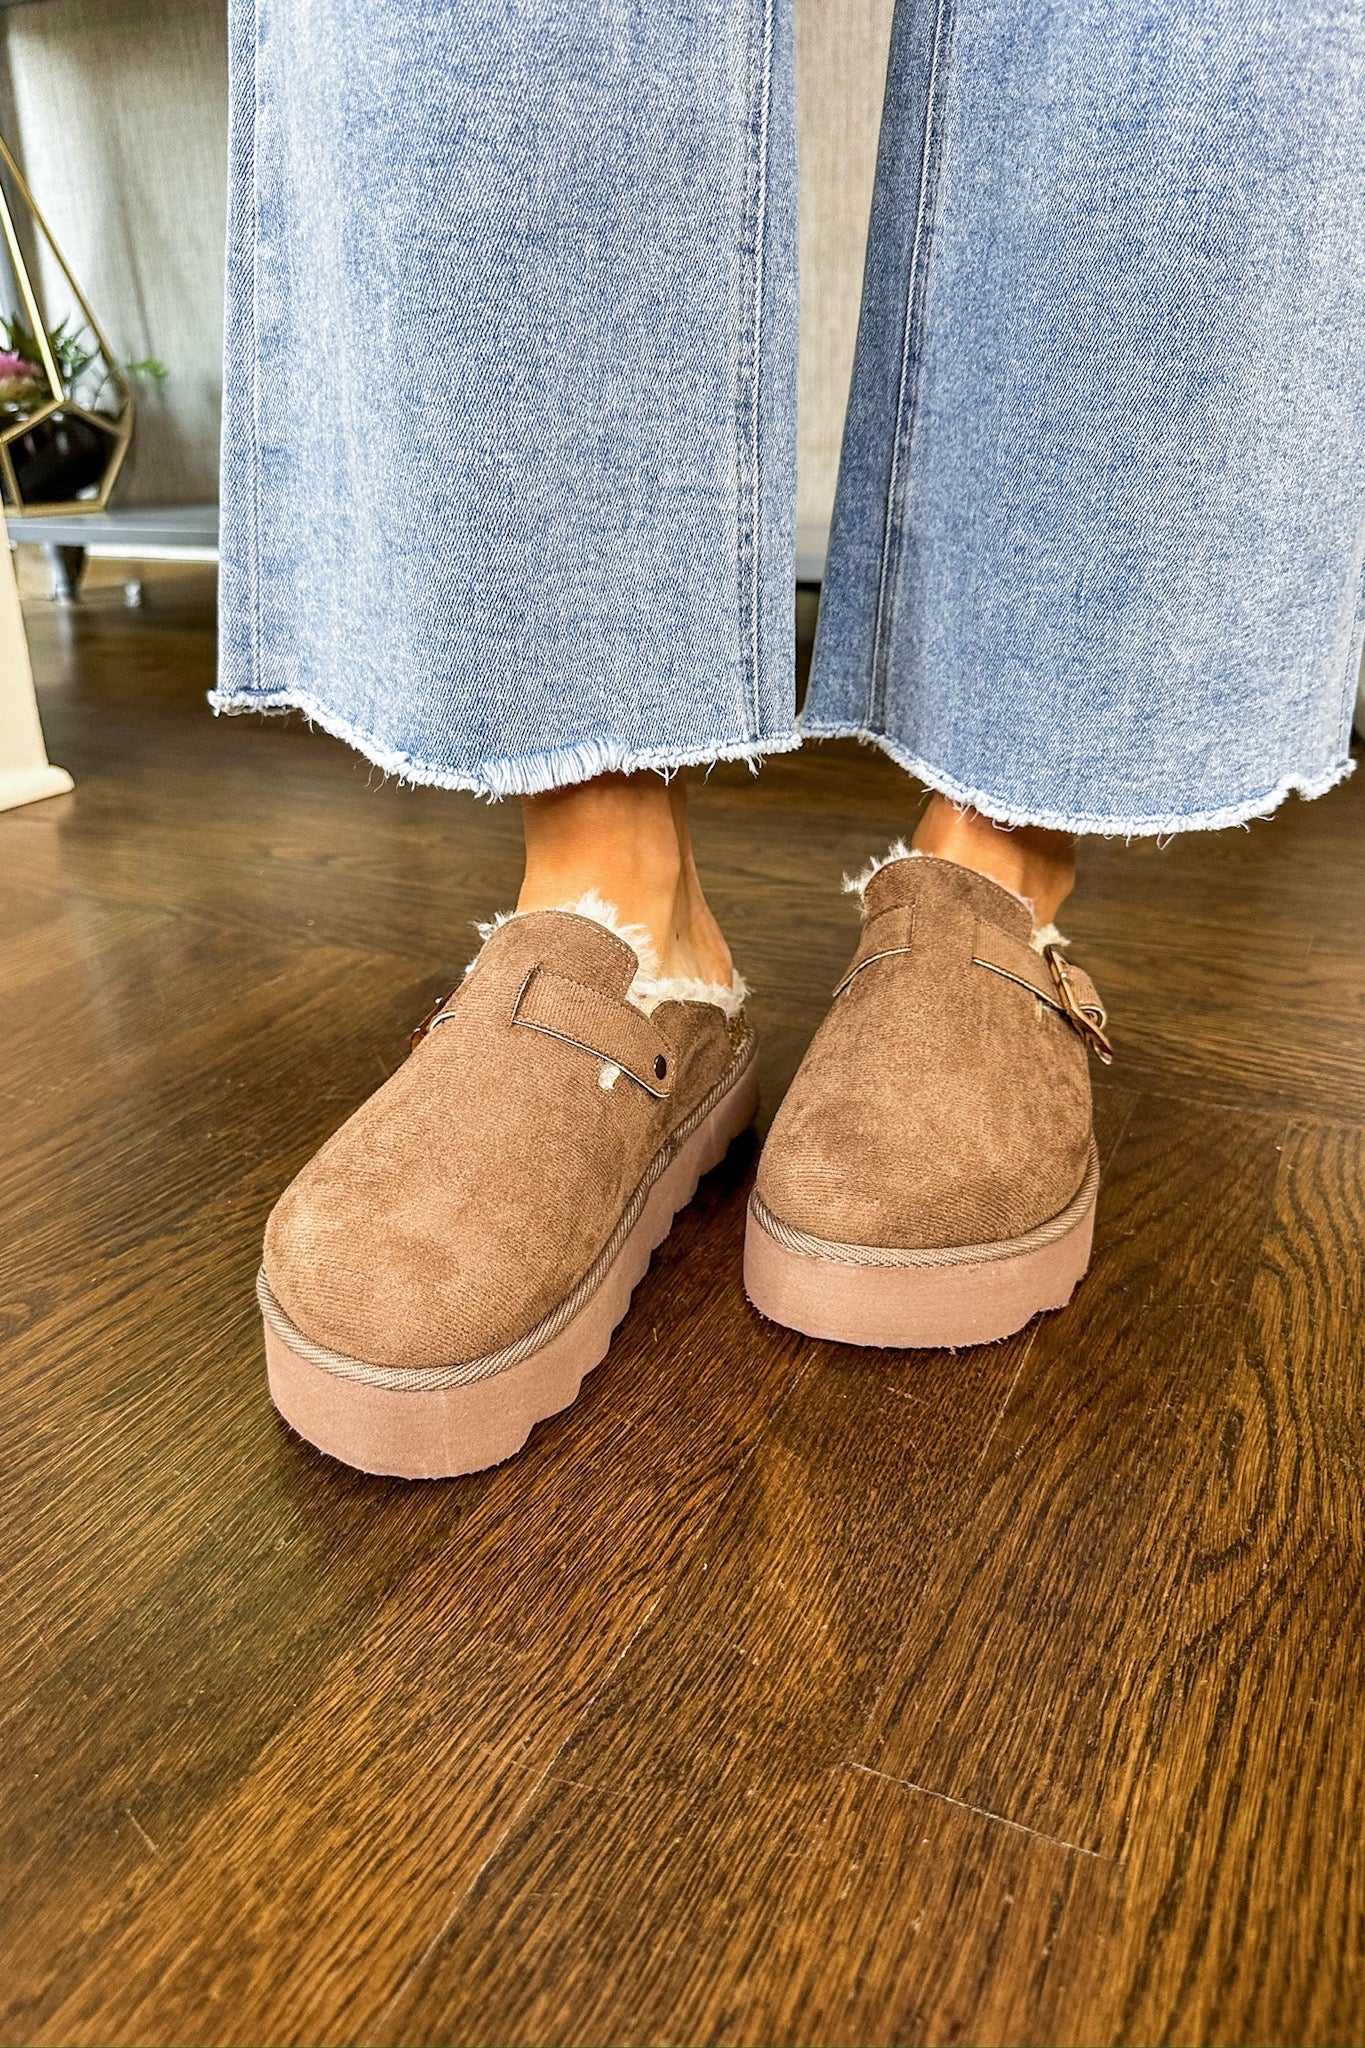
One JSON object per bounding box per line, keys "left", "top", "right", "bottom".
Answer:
{"left": 743, "top": 1140, "right": 1098, "bottom": 1349}
{"left": 261, "top": 1048, "right": 759, "bottom": 1479}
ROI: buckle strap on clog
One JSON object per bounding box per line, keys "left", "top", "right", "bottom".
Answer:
{"left": 972, "top": 922, "right": 1114, "bottom": 1063}
{"left": 410, "top": 967, "right": 677, "bottom": 1095}
{"left": 832, "top": 903, "right": 917, "bottom": 998}
{"left": 511, "top": 966, "right": 676, "bottom": 1097}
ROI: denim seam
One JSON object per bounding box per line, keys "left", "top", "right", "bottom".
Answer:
{"left": 206, "top": 687, "right": 802, "bottom": 799}
{"left": 867, "top": 0, "right": 957, "bottom": 731}
{"left": 799, "top": 718, "right": 1355, "bottom": 838}
{"left": 735, "top": 0, "right": 776, "bottom": 742}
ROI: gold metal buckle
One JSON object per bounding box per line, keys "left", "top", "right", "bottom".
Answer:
{"left": 1043, "top": 944, "right": 1114, "bottom": 1065}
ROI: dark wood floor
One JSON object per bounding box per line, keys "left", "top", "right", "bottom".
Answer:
{"left": 2, "top": 562, "right": 1363, "bottom": 2048}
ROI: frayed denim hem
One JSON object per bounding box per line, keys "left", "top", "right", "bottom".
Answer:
{"left": 208, "top": 688, "right": 802, "bottom": 798}
{"left": 798, "top": 718, "right": 1357, "bottom": 837}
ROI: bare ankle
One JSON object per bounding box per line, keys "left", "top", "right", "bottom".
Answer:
{"left": 518, "top": 771, "right": 734, "bottom": 987}
{"left": 911, "top": 796, "right": 1076, "bottom": 925}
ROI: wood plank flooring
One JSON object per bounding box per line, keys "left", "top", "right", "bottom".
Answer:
{"left": 1, "top": 562, "right": 1362, "bottom": 2046}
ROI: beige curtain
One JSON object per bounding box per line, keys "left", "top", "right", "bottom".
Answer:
{"left": 795, "top": 0, "right": 893, "bottom": 542}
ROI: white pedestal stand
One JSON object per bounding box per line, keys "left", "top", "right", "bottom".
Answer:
{"left": 0, "top": 538, "right": 71, "bottom": 810}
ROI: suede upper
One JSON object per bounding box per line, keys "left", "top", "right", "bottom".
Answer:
{"left": 755, "top": 854, "right": 1098, "bottom": 1251}
{"left": 264, "top": 911, "right": 743, "bottom": 1370}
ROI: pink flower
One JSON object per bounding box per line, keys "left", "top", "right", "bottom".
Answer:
{"left": 0, "top": 350, "right": 40, "bottom": 380}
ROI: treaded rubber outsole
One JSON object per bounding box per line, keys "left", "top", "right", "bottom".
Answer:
{"left": 263, "top": 1049, "right": 759, "bottom": 1479}
{"left": 743, "top": 1141, "right": 1099, "bottom": 1348}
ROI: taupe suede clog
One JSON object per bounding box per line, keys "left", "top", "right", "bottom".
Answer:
{"left": 745, "top": 850, "right": 1112, "bottom": 1348}
{"left": 260, "top": 907, "right": 756, "bottom": 1477}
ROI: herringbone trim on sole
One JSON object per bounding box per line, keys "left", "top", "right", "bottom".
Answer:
{"left": 744, "top": 1139, "right": 1099, "bottom": 1348}
{"left": 261, "top": 1038, "right": 758, "bottom": 1479}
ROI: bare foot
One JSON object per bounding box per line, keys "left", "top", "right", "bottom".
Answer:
{"left": 912, "top": 794, "right": 1075, "bottom": 925}
{"left": 518, "top": 771, "right": 734, "bottom": 985}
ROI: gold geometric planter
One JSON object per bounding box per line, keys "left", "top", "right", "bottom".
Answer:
{"left": 0, "top": 132, "right": 133, "bottom": 516}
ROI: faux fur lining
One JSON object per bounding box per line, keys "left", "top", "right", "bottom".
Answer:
{"left": 842, "top": 839, "right": 916, "bottom": 901}
{"left": 469, "top": 892, "right": 750, "bottom": 1020}
{"left": 842, "top": 842, "right": 1063, "bottom": 943}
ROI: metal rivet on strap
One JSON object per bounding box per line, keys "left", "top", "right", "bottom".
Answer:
{"left": 409, "top": 990, "right": 455, "bottom": 1052}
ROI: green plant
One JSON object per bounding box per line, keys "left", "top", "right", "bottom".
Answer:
{"left": 1, "top": 311, "right": 97, "bottom": 386}
{"left": 124, "top": 354, "right": 168, "bottom": 385}
{"left": 0, "top": 314, "right": 167, "bottom": 416}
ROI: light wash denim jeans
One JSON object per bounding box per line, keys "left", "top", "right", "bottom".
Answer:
{"left": 215, "top": 0, "right": 1365, "bottom": 836}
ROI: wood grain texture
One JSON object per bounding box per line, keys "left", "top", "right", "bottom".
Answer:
{"left": 374, "top": 1318, "right": 1084, "bottom": 2045}
{"left": 850, "top": 1096, "right": 1285, "bottom": 1854}
{"left": 1110, "top": 1121, "right": 1365, "bottom": 2046}
{"left": 2, "top": 564, "right": 1363, "bottom": 2046}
